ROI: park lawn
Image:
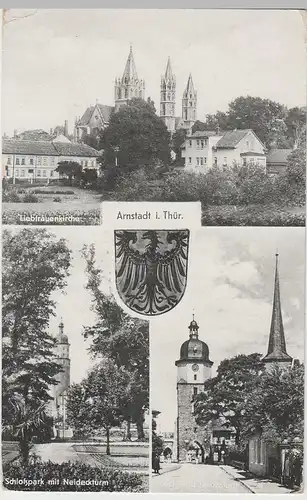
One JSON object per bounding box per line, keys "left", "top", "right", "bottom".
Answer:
{"left": 202, "top": 204, "right": 305, "bottom": 226}
{"left": 73, "top": 443, "right": 149, "bottom": 470}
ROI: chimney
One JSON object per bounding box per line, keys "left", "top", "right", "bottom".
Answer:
{"left": 64, "top": 120, "right": 69, "bottom": 138}
{"left": 50, "top": 127, "right": 54, "bottom": 136}
{"left": 13, "top": 129, "right": 18, "bottom": 138}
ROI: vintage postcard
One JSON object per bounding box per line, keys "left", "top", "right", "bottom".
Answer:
{"left": 1, "top": 7, "right": 305, "bottom": 496}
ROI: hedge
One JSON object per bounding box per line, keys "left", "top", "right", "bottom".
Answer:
{"left": 3, "top": 459, "right": 145, "bottom": 492}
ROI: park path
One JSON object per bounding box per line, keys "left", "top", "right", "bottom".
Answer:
{"left": 33, "top": 442, "right": 80, "bottom": 464}
{"left": 151, "top": 463, "right": 248, "bottom": 493}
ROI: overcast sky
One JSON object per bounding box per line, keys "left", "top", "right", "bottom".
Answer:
{"left": 2, "top": 9, "right": 306, "bottom": 136}
{"left": 150, "top": 227, "right": 305, "bottom": 432}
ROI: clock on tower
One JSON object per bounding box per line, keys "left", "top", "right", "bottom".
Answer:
{"left": 175, "top": 316, "right": 213, "bottom": 462}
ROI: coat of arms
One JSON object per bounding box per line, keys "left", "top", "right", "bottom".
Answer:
{"left": 115, "top": 230, "right": 189, "bottom": 316}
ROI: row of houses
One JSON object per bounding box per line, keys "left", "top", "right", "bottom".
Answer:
{"left": 2, "top": 128, "right": 293, "bottom": 182}
{"left": 181, "top": 128, "right": 293, "bottom": 174}
{"left": 2, "top": 134, "right": 100, "bottom": 182}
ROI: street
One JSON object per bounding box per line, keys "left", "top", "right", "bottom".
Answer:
{"left": 151, "top": 463, "right": 249, "bottom": 493}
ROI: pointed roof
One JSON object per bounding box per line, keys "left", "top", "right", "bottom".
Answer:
{"left": 165, "top": 56, "right": 174, "bottom": 80}
{"left": 263, "top": 254, "right": 292, "bottom": 363}
{"left": 184, "top": 73, "right": 195, "bottom": 95}
{"left": 122, "top": 45, "right": 138, "bottom": 82}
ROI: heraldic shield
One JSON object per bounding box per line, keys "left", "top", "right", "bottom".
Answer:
{"left": 114, "top": 230, "right": 190, "bottom": 316}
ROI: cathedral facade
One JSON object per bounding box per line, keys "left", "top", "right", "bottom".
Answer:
{"left": 74, "top": 46, "right": 197, "bottom": 141}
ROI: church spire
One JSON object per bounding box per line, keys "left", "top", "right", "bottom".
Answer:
{"left": 184, "top": 73, "right": 195, "bottom": 95}
{"left": 263, "top": 254, "right": 292, "bottom": 366}
{"left": 160, "top": 57, "right": 176, "bottom": 133}
{"left": 115, "top": 45, "right": 145, "bottom": 112}
{"left": 122, "top": 45, "right": 138, "bottom": 82}
{"left": 164, "top": 56, "right": 174, "bottom": 81}
{"left": 182, "top": 73, "right": 197, "bottom": 130}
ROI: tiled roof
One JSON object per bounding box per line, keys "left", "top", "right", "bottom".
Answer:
{"left": 240, "top": 151, "right": 266, "bottom": 157}
{"left": 78, "top": 104, "right": 114, "bottom": 126}
{"left": 2, "top": 139, "right": 99, "bottom": 157}
{"left": 2, "top": 139, "right": 58, "bottom": 156}
{"left": 266, "top": 148, "right": 293, "bottom": 165}
{"left": 52, "top": 142, "right": 99, "bottom": 157}
{"left": 78, "top": 106, "right": 95, "bottom": 126}
{"left": 215, "top": 129, "right": 251, "bottom": 149}
{"left": 97, "top": 104, "right": 113, "bottom": 123}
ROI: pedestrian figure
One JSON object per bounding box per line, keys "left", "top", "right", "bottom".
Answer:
{"left": 152, "top": 453, "right": 161, "bottom": 474}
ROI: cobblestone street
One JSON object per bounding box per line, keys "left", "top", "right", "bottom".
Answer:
{"left": 151, "top": 463, "right": 249, "bottom": 493}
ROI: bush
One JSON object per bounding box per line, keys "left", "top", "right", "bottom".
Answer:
{"left": 22, "top": 193, "right": 40, "bottom": 203}
{"left": 33, "top": 190, "right": 75, "bottom": 195}
{"left": 2, "top": 189, "right": 22, "bottom": 202}
{"left": 228, "top": 445, "right": 248, "bottom": 468}
{"left": 111, "top": 168, "right": 163, "bottom": 201}
{"left": 53, "top": 197, "right": 62, "bottom": 202}
{"left": 3, "top": 459, "right": 145, "bottom": 492}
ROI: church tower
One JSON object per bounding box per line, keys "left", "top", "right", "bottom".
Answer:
{"left": 175, "top": 316, "right": 213, "bottom": 462}
{"left": 114, "top": 45, "right": 145, "bottom": 112}
{"left": 262, "top": 254, "right": 293, "bottom": 371}
{"left": 182, "top": 73, "right": 197, "bottom": 131}
{"left": 160, "top": 57, "right": 176, "bottom": 134}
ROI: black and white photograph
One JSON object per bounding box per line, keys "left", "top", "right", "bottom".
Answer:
{"left": 2, "top": 9, "right": 306, "bottom": 226}
{"left": 151, "top": 227, "right": 304, "bottom": 493}
{"left": 2, "top": 227, "right": 149, "bottom": 492}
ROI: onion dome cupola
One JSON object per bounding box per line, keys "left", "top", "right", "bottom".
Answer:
{"left": 175, "top": 315, "right": 213, "bottom": 366}
{"left": 57, "top": 319, "right": 69, "bottom": 344}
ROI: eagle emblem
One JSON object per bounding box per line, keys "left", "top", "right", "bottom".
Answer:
{"left": 114, "top": 230, "right": 189, "bottom": 316}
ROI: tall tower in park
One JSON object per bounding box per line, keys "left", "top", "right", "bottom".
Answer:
{"left": 175, "top": 317, "right": 213, "bottom": 462}
{"left": 114, "top": 45, "right": 145, "bottom": 112}
{"left": 160, "top": 57, "right": 176, "bottom": 134}
{"left": 51, "top": 320, "right": 72, "bottom": 438}
{"left": 262, "top": 254, "right": 293, "bottom": 371}
{"left": 182, "top": 73, "right": 197, "bottom": 131}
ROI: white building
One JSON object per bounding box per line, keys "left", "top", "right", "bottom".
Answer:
{"left": 182, "top": 129, "right": 266, "bottom": 172}
{"left": 2, "top": 135, "right": 100, "bottom": 182}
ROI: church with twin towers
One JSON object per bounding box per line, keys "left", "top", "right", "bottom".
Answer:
{"left": 74, "top": 45, "right": 197, "bottom": 141}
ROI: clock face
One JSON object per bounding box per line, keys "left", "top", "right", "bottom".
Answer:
{"left": 192, "top": 364, "right": 199, "bottom": 372}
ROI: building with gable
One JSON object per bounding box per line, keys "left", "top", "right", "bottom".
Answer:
{"left": 182, "top": 128, "right": 266, "bottom": 171}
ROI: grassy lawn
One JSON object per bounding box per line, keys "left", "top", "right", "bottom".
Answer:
{"left": 202, "top": 204, "right": 305, "bottom": 226}
{"left": 73, "top": 443, "right": 149, "bottom": 470}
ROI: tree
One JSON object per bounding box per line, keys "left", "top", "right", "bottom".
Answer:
{"left": 66, "top": 360, "right": 135, "bottom": 454}
{"left": 55, "top": 161, "right": 82, "bottom": 185}
{"left": 285, "top": 107, "right": 306, "bottom": 149}
{"left": 172, "top": 128, "right": 187, "bottom": 164}
{"left": 242, "top": 364, "right": 304, "bottom": 443}
{"left": 227, "top": 96, "right": 287, "bottom": 148}
{"left": 102, "top": 98, "right": 170, "bottom": 167}
{"left": 2, "top": 228, "right": 71, "bottom": 462}
{"left": 81, "top": 244, "right": 149, "bottom": 440}
{"left": 194, "top": 353, "right": 264, "bottom": 445}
